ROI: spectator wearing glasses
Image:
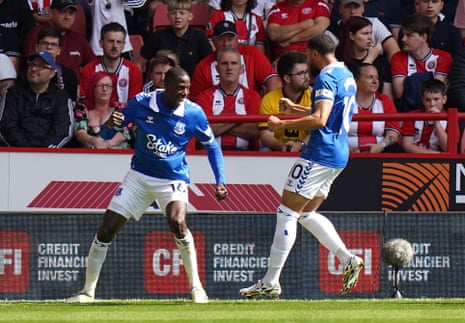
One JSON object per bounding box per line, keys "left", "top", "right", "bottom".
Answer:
{"left": 18, "top": 26, "right": 78, "bottom": 103}
{"left": 0, "top": 51, "right": 73, "bottom": 147}
{"left": 23, "top": 0, "right": 96, "bottom": 78}
{"left": 259, "top": 51, "right": 311, "bottom": 152}
{"left": 74, "top": 71, "right": 132, "bottom": 149}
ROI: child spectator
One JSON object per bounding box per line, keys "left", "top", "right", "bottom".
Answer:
{"left": 401, "top": 78, "right": 457, "bottom": 153}
{"left": 135, "top": 0, "right": 212, "bottom": 77}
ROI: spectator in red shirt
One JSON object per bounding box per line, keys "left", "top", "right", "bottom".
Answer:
{"left": 79, "top": 22, "right": 142, "bottom": 104}
{"left": 266, "top": 0, "right": 331, "bottom": 60}
{"left": 401, "top": 78, "right": 457, "bottom": 153}
{"left": 206, "top": 0, "right": 266, "bottom": 53}
{"left": 195, "top": 46, "right": 261, "bottom": 150}
{"left": 190, "top": 20, "right": 281, "bottom": 100}
{"left": 391, "top": 14, "right": 452, "bottom": 112}
{"left": 350, "top": 63, "right": 401, "bottom": 153}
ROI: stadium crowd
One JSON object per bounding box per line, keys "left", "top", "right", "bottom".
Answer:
{"left": 0, "top": 0, "right": 464, "bottom": 153}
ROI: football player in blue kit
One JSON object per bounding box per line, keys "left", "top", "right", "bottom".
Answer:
{"left": 67, "top": 67, "right": 228, "bottom": 304}
{"left": 240, "top": 34, "right": 364, "bottom": 299}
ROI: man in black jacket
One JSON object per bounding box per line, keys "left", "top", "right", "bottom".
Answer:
{"left": 0, "top": 51, "right": 73, "bottom": 147}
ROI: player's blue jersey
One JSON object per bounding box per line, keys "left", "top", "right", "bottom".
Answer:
{"left": 301, "top": 62, "right": 356, "bottom": 168}
{"left": 101, "top": 90, "right": 225, "bottom": 183}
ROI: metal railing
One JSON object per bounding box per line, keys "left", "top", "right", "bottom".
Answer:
{"left": 202, "top": 108, "right": 465, "bottom": 156}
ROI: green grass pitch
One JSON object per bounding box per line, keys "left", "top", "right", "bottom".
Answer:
{"left": 1, "top": 299, "right": 465, "bottom": 322}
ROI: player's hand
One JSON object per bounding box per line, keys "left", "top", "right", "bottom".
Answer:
{"left": 215, "top": 184, "right": 228, "bottom": 201}
{"left": 106, "top": 111, "right": 125, "bottom": 128}
{"left": 279, "top": 98, "right": 293, "bottom": 113}
{"left": 268, "top": 115, "right": 283, "bottom": 132}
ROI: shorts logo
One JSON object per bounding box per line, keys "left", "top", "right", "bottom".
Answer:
{"left": 319, "top": 231, "right": 380, "bottom": 294}
{"left": 143, "top": 231, "right": 205, "bottom": 294}
{"left": 0, "top": 231, "right": 30, "bottom": 293}
{"left": 382, "top": 162, "right": 449, "bottom": 211}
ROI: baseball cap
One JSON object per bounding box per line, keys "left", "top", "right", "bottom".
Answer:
{"left": 50, "top": 0, "right": 78, "bottom": 11}
{"left": 0, "top": 54, "right": 16, "bottom": 81}
{"left": 213, "top": 20, "right": 238, "bottom": 37}
{"left": 27, "top": 51, "right": 57, "bottom": 71}
{"left": 340, "top": 0, "right": 364, "bottom": 6}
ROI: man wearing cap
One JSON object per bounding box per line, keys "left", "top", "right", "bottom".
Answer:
{"left": 327, "top": 0, "right": 400, "bottom": 63}
{"left": 23, "top": 0, "right": 96, "bottom": 78}
{"left": 190, "top": 20, "right": 281, "bottom": 101}
{"left": 195, "top": 46, "right": 261, "bottom": 151}
{"left": 266, "top": 0, "right": 331, "bottom": 60}
{"left": 135, "top": 0, "right": 212, "bottom": 77}
{"left": 0, "top": 51, "right": 73, "bottom": 148}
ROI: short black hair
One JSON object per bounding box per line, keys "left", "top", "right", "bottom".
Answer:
{"left": 277, "top": 51, "right": 308, "bottom": 80}
{"left": 37, "top": 26, "right": 62, "bottom": 46}
{"left": 100, "top": 22, "right": 127, "bottom": 40}
{"left": 422, "top": 78, "right": 447, "bottom": 96}
{"left": 165, "top": 66, "right": 189, "bottom": 84}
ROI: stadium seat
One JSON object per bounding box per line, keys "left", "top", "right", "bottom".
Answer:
{"left": 70, "top": 4, "right": 87, "bottom": 38}
{"left": 152, "top": 4, "right": 170, "bottom": 31}
{"left": 190, "top": 3, "right": 209, "bottom": 31}
{"left": 129, "top": 34, "right": 144, "bottom": 62}
{"left": 152, "top": 3, "right": 210, "bottom": 32}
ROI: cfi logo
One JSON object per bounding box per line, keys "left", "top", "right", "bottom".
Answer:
{"left": 143, "top": 231, "right": 205, "bottom": 294}
{"left": 319, "top": 231, "right": 380, "bottom": 294}
{"left": 381, "top": 162, "right": 449, "bottom": 211}
{"left": 0, "top": 231, "right": 30, "bottom": 293}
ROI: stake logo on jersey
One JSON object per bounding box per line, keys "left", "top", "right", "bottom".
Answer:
{"left": 101, "top": 90, "right": 218, "bottom": 182}
{"left": 146, "top": 134, "right": 178, "bottom": 158}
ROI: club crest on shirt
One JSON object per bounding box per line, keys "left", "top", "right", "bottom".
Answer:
{"left": 118, "top": 78, "right": 128, "bottom": 88}
{"left": 174, "top": 121, "right": 186, "bottom": 135}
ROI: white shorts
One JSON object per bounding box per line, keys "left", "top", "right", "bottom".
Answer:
{"left": 283, "top": 158, "right": 343, "bottom": 200}
{"left": 108, "top": 169, "right": 189, "bottom": 221}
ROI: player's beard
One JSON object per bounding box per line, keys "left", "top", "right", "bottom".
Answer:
{"left": 309, "top": 62, "right": 320, "bottom": 79}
